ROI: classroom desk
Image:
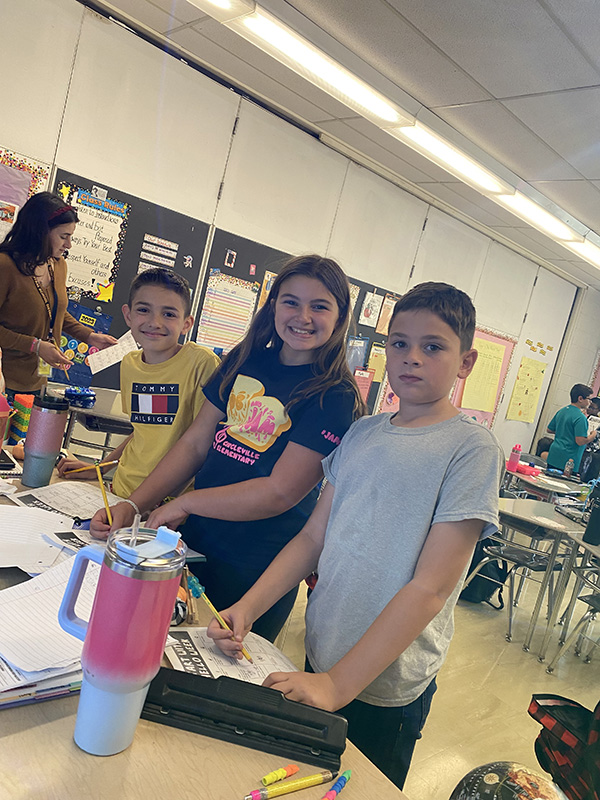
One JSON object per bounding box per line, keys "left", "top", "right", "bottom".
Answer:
{"left": 0, "top": 476, "right": 409, "bottom": 800}
{"left": 52, "top": 384, "right": 133, "bottom": 456}
{"left": 506, "top": 472, "right": 582, "bottom": 503}
{"left": 498, "top": 498, "right": 583, "bottom": 657}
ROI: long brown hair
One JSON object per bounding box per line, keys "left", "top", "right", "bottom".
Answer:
{"left": 218, "top": 254, "right": 366, "bottom": 419}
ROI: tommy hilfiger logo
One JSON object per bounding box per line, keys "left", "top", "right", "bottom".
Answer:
{"left": 130, "top": 383, "right": 179, "bottom": 425}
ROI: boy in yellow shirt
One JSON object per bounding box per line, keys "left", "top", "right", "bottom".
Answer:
{"left": 58, "top": 268, "right": 219, "bottom": 496}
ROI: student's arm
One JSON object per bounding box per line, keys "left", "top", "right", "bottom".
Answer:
{"left": 89, "top": 399, "right": 225, "bottom": 537}
{"left": 263, "top": 518, "right": 484, "bottom": 712}
{"left": 207, "top": 482, "right": 335, "bottom": 656}
{"left": 576, "top": 430, "right": 597, "bottom": 446}
{"left": 145, "top": 440, "right": 325, "bottom": 529}
{"left": 57, "top": 434, "right": 133, "bottom": 480}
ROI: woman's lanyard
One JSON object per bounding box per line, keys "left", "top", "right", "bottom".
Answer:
{"left": 32, "top": 261, "right": 59, "bottom": 343}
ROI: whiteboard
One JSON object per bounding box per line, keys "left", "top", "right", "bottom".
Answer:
{"left": 0, "top": 0, "right": 83, "bottom": 163}
{"left": 327, "top": 163, "right": 427, "bottom": 292}
{"left": 215, "top": 99, "right": 347, "bottom": 255}
{"left": 410, "top": 208, "right": 490, "bottom": 297}
{"left": 474, "top": 242, "right": 537, "bottom": 336}
{"left": 493, "top": 267, "right": 577, "bottom": 455}
{"left": 56, "top": 10, "right": 238, "bottom": 223}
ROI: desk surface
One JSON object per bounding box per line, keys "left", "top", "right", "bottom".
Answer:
{"left": 0, "top": 478, "right": 408, "bottom": 800}
{"left": 49, "top": 383, "right": 127, "bottom": 423}
{"left": 0, "top": 697, "right": 408, "bottom": 800}
{"left": 499, "top": 498, "right": 584, "bottom": 534}
{"left": 512, "top": 473, "right": 582, "bottom": 495}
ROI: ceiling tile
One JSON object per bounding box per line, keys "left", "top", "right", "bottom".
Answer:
{"left": 168, "top": 24, "right": 343, "bottom": 122}
{"left": 266, "top": 0, "right": 492, "bottom": 106}
{"left": 529, "top": 180, "right": 600, "bottom": 232}
{"left": 385, "top": 0, "right": 600, "bottom": 96}
{"left": 543, "top": 0, "right": 600, "bottom": 73}
{"left": 503, "top": 87, "right": 600, "bottom": 180}
{"left": 435, "top": 100, "right": 582, "bottom": 181}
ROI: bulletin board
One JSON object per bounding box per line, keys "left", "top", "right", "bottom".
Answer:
{"left": 590, "top": 350, "right": 600, "bottom": 396}
{"left": 0, "top": 146, "right": 51, "bottom": 241}
{"left": 53, "top": 169, "right": 211, "bottom": 389}
{"left": 192, "top": 229, "right": 291, "bottom": 349}
{"left": 193, "top": 233, "right": 400, "bottom": 411}
{"left": 451, "top": 328, "right": 516, "bottom": 428}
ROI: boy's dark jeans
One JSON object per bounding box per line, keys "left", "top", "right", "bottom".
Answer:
{"left": 305, "top": 659, "right": 436, "bottom": 790}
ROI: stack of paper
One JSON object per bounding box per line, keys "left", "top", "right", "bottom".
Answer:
{"left": 0, "top": 557, "right": 100, "bottom": 709}
{"left": 0, "top": 506, "right": 73, "bottom": 574}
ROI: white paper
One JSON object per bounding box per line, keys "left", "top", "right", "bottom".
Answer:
{"left": 0, "top": 507, "right": 74, "bottom": 568}
{"left": 0, "top": 557, "right": 100, "bottom": 672}
{"left": 165, "top": 627, "right": 299, "bottom": 684}
{"left": 87, "top": 330, "right": 139, "bottom": 374}
{"left": 12, "top": 482, "right": 122, "bottom": 520}
{"left": 0, "top": 651, "right": 80, "bottom": 694}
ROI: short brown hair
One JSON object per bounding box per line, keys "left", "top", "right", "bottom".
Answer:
{"left": 389, "top": 282, "right": 476, "bottom": 351}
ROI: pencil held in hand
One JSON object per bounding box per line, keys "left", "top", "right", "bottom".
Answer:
{"left": 188, "top": 575, "right": 253, "bottom": 663}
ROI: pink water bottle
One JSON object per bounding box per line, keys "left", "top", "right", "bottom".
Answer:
{"left": 506, "top": 443, "right": 522, "bottom": 472}
{"left": 22, "top": 393, "right": 69, "bottom": 487}
{"left": 58, "top": 526, "right": 186, "bottom": 755}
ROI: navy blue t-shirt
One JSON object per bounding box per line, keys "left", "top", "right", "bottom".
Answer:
{"left": 182, "top": 349, "right": 356, "bottom": 571}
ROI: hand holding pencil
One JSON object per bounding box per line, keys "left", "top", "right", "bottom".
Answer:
{"left": 58, "top": 457, "right": 119, "bottom": 479}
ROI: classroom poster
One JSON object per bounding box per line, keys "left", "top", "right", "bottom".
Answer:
{"left": 359, "top": 291, "right": 384, "bottom": 328}
{"left": 349, "top": 282, "right": 361, "bottom": 312}
{"left": 0, "top": 200, "right": 18, "bottom": 243}
{"left": 257, "top": 270, "right": 277, "bottom": 310}
{"left": 506, "top": 356, "right": 546, "bottom": 423}
{"left": 354, "top": 368, "right": 375, "bottom": 402}
{"left": 0, "top": 147, "right": 50, "bottom": 200}
{"left": 375, "top": 294, "right": 397, "bottom": 335}
{"left": 51, "top": 301, "right": 112, "bottom": 387}
{"left": 461, "top": 337, "right": 506, "bottom": 413}
{"left": 346, "top": 336, "right": 369, "bottom": 372}
{"left": 196, "top": 270, "right": 258, "bottom": 353}
{"left": 56, "top": 182, "right": 129, "bottom": 302}
{"left": 137, "top": 233, "right": 179, "bottom": 273}
{"left": 367, "top": 343, "right": 387, "bottom": 382}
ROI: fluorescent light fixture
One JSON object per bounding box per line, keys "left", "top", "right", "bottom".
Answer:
{"left": 497, "top": 192, "right": 582, "bottom": 241}
{"left": 224, "top": 10, "right": 413, "bottom": 126}
{"left": 386, "top": 122, "right": 511, "bottom": 194}
{"left": 565, "top": 239, "right": 600, "bottom": 267}
{"left": 186, "top": 0, "right": 256, "bottom": 24}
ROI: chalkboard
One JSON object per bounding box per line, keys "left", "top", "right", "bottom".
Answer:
{"left": 193, "top": 229, "right": 400, "bottom": 411}
{"left": 53, "top": 169, "right": 210, "bottom": 389}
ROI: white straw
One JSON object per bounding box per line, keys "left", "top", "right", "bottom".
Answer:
{"left": 130, "top": 513, "right": 141, "bottom": 547}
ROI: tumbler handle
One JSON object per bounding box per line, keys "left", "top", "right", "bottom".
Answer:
{"left": 58, "top": 546, "right": 104, "bottom": 641}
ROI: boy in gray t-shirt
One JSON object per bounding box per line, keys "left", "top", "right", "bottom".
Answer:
{"left": 208, "top": 282, "right": 504, "bottom": 790}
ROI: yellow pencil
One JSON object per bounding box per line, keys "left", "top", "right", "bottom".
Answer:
{"left": 95, "top": 464, "right": 113, "bottom": 526}
{"left": 62, "top": 365, "right": 70, "bottom": 382}
{"left": 199, "top": 590, "right": 253, "bottom": 663}
{"left": 65, "top": 459, "right": 119, "bottom": 475}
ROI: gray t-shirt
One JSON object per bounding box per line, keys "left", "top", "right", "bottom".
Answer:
{"left": 304, "top": 412, "right": 504, "bottom": 707}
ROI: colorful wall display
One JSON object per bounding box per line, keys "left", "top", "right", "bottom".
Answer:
{"left": 196, "top": 270, "right": 259, "bottom": 353}
{"left": 51, "top": 301, "right": 112, "bottom": 387}
{"left": 506, "top": 356, "right": 547, "bottom": 423}
{"left": 451, "top": 328, "right": 516, "bottom": 428}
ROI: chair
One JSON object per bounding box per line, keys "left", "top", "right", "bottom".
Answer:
{"left": 546, "top": 593, "right": 600, "bottom": 673}
{"left": 520, "top": 453, "right": 547, "bottom": 468}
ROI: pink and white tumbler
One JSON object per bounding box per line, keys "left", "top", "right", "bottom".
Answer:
{"left": 22, "top": 393, "right": 69, "bottom": 487}
{"left": 58, "top": 526, "right": 186, "bottom": 755}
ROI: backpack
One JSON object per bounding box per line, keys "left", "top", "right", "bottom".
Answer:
{"left": 529, "top": 694, "right": 600, "bottom": 800}
{"left": 460, "top": 539, "right": 510, "bottom": 609}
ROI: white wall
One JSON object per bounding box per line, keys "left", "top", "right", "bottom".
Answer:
{"left": 3, "top": 0, "right": 598, "bottom": 455}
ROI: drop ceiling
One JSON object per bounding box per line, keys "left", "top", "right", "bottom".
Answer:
{"left": 88, "top": 0, "right": 600, "bottom": 289}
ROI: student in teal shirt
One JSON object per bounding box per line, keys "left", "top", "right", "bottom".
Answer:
{"left": 547, "top": 383, "right": 598, "bottom": 472}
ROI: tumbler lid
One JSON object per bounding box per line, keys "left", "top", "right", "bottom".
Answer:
{"left": 33, "top": 394, "right": 69, "bottom": 411}
{"left": 104, "top": 527, "right": 186, "bottom": 580}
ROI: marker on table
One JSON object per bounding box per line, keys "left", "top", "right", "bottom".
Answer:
{"left": 320, "top": 770, "right": 351, "bottom": 800}
{"left": 187, "top": 574, "right": 253, "bottom": 663}
{"left": 243, "top": 770, "right": 338, "bottom": 800}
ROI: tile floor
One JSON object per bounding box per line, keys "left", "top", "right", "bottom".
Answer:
{"left": 275, "top": 584, "right": 599, "bottom": 799}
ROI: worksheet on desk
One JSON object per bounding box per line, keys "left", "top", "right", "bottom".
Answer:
{"left": 165, "top": 628, "right": 299, "bottom": 684}
{"left": 11, "top": 482, "right": 122, "bottom": 520}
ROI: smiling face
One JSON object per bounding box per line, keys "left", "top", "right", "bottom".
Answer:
{"left": 122, "top": 285, "right": 193, "bottom": 364}
{"left": 273, "top": 275, "right": 340, "bottom": 365}
{"left": 47, "top": 222, "right": 76, "bottom": 259}
{"left": 386, "top": 309, "right": 477, "bottom": 419}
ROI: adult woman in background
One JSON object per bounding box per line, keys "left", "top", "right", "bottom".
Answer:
{"left": 0, "top": 192, "right": 116, "bottom": 396}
